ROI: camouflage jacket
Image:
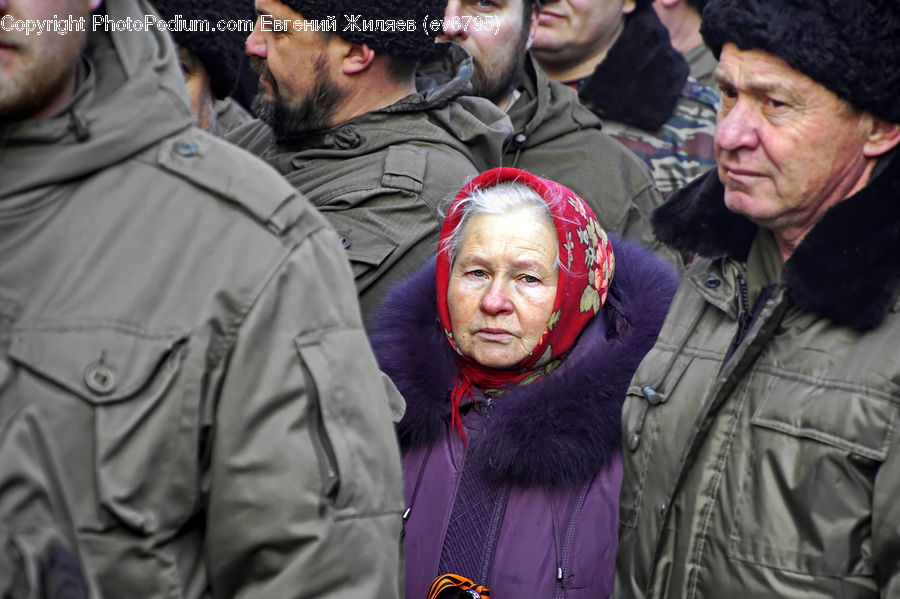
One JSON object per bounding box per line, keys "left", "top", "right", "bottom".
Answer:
{"left": 573, "top": 8, "right": 717, "bottom": 197}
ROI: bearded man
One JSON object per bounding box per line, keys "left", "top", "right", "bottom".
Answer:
{"left": 229, "top": 0, "right": 512, "bottom": 318}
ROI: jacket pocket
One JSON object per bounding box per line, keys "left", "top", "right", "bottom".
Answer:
{"left": 7, "top": 323, "right": 190, "bottom": 536}
{"left": 727, "top": 381, "right": 896, "bottom": 576}
{"left": 294, "top": 327, "right": 403, "bottom": 519}
{"left": 327, "top": 212, "right": 398, "bottom": 280}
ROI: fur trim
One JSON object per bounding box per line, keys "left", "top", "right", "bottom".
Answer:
{"left": 578, "top": 8, "right": 689, "bottom": 131}
{"left": 369, "top": 237, "right": 678, "bottom": 487}
{"left": 702, "top": 0, "right": 900, "bottom": 123}
{"left": 652, "top": 151, "right": 900, "bottom": 331}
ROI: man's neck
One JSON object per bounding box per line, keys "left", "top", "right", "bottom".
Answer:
{"left": 658, "top": 7, "right": 702, "bottom": 54}
{"left": 333, "top": 78, "right": 417, "bottom": 125}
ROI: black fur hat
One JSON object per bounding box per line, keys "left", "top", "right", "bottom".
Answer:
{"left": 279, "top": 0, "right": 448, "bottom": 60}
{"left": 701, "top": 0, "right": 900, "bottom": 123}
{"left": 151, "top": 0, "right": 252, "bottom": 99}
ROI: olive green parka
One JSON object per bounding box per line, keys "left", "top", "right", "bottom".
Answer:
{"left": 0, "top": 1, "right": 404, "bottom": 596}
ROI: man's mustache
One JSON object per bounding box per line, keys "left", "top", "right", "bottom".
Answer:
{"left": 249, "top": 57, "right": 276, "bottom": 90}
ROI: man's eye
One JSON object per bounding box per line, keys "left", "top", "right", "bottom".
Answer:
{"left": 520, "top": 275, "right": 540, "bottom": 284}
{"left": 718, "top": 84, "right": 737, "bottom": 99}
{"left": 767, "top": 97, "right": 788, "bottom": 109}
{"left": 469, "top": 269, "right": 488, "bottom": 278}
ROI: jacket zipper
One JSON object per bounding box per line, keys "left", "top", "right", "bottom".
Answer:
{"left": 723, "top": 271, "right": 751, "bottom": 365}
{"left": 554, "top": 481, "right": 592, "bottom": 599}
{"left": 299, "top": 356, "right": 340, "bottom": 502}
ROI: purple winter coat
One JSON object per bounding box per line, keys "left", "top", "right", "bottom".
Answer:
{"left": 370, "top": 237, "right": 678, "bottom": 599}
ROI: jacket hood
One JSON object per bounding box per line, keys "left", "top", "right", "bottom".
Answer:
{"left": 370, "top": 236, "right": 678, "bottom": 487}
{"left": 507, "top": 54, "right": 603, "bottom": 151}
{"left": 653, "top": 150, "right": 900, "bottom": 331}
{"left": 0, "top": 0, "right": 194, "bottom": 198}
{"left": 578, "top": 8, "right": 689, "bottom": 131}
{"left": 230, "top": 42, "right": 511, "bottom": 172}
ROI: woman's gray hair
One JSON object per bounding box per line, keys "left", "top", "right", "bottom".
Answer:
{"left": 440, "top": 181, "right": 563, "bottom": 268}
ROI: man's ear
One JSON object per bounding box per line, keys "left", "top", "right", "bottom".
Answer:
{"left": 342, "top": 42, "right": 376, "bottom": 75}
{"left": 863, "top": 118, "right": 900, "bottom": 158}
{"left": 524, "top": 4, "right": 540, "bottom": 51}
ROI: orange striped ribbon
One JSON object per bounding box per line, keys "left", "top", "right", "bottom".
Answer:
{"left": 426, "top": 573, "right": 491, "bottom": 599}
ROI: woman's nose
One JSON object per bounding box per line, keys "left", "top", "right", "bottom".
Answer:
{"left": 480, "top": 281, "right": 513, "bottom": 315}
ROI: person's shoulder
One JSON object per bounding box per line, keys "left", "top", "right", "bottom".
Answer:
{"left": 139, "top": 125, "right": 329, "bottom": 247}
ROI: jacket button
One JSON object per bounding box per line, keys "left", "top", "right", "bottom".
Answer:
{"left": 339, "top": 235, "right": 351, "bottom": 249}
{"left": 705, "top": 277, "right": 722, "bottom": 289}
{"left": 514, "top": 133, "right": 527, "bottom": 145}
{"left": 84, "top": 363, "right": 115, "bottom": 395}
{"left": 174, "top": 141, "right": 198, "bottom": 157}
{"left": 334, "top": 127, "right": 361, "bottom": 149}
{"left": 629, "top": 431, "right": 641, "bottom": 452}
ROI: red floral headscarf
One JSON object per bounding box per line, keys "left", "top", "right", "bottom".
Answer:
{"left": 436, "top": 168, "right": 615, "bottom": 439}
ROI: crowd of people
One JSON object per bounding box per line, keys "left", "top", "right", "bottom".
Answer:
{"left": 1, "top": 0, "right": 898, "bottom": 597}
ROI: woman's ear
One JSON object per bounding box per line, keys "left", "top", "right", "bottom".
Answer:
{"left": 863, "top": 118, "right": 900, "bottom": 158}
{"left": 342, "top": 42, "right": 376, "bottom": 75}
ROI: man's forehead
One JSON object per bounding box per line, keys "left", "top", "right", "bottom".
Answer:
{"left": 715, "top": 45, "right": 807, "bottom": 91}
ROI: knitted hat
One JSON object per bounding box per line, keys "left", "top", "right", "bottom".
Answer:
{"left": 151, "top": 0, "right": 252, "bottom": 99}
{"left": 278, "top": 0, "right": 448, "bottom": 60}
{"left": 701, "top": 0, "right": 900, "bottom": 123}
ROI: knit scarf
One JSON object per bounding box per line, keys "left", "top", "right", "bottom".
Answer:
{"left": 435, "top": 168, "right": 615, "bottom": 440}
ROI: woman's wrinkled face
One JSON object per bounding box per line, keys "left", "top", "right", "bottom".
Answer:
{"left": 448, "top": 207, "right": 558, "bottom": 369}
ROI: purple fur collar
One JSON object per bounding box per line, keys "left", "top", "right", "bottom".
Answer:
{"left": 369, "top": 236, "right": 678, "bottom": 487}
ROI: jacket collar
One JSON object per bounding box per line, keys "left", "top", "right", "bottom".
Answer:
{"left": 577, "top": 8, "right": 689, "bottom": 131}
{"left": 370, "top": 237, "right": 678, "bottom": 487}
{"left": 507, "top": 54, "right": 603, "bottom": 148}
{"left": 653, "top": 151, "right": 900, "bottom": 331}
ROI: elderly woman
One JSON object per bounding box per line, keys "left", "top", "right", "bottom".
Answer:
{"left": 371, "top": 168, "right": 678, "bottom": 598}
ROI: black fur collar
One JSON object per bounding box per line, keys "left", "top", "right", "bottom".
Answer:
{"left": 577, "top": 8, "right": 689, "bottom": 131}
{"left": 653, "top": 152, "right": 900, "bottom": 330}
{"left": 369, "top": 238, "right": 678, "bottom": 487}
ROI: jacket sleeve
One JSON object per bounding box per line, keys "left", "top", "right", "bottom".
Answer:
{"left": 0, "top": 400, "right": 98, "bottom": 598}
{"left": 203, "top": 226, "right": 405, "bottom": 599}
{"left": 874, "top": 431, "right": 900, "bottom": 597}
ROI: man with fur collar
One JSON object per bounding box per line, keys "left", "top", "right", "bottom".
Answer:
{"left": 615, "top": 0, "right": 900, "bottom": 597}
{"left": 532, "top": 0, "right": 717, "bottom": 197}
{"left": 438, "top": 0, "right": 681, "bottom": 267}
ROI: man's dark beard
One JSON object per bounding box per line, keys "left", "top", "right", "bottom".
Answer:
{"left": 250, "top": 55, "right": 345, "bottom": 143}
{"left": 470, "top": 28, "right": 530, "bottom": 105}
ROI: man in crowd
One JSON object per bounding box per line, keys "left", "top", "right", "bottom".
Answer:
{"left": 652, "top": 0, "right": 716, "bottom": 88}
{"left": 150, "top": 0, "right": 255, "bottom": 135}
{"left": 615, "top": 0, "right": 900, "bottom": 596}
{"left": 230, "top": 0, "right": 511, "bottom": 318}
{"left": 438, "top": 0, "right": 680, "bottom": 267}
{"left": 0, "top": 0, "right": 404, "bottom": 596}
{"left": 532, "top": 0, "right": 717, "bottom": 197}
